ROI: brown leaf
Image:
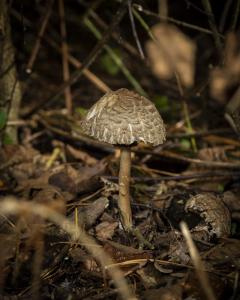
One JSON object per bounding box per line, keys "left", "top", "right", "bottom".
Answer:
{"left": 146, "top": 23, "right": 196, "bottom": 87}
{"left": 71, "top": 197, "right": 109, "bottom": 228}
{"left": 48, "top": 171, "right": 77, "bottom": 194}
{"left": 83, "top": 196, "right": 109, "bottom": 227}
{"left": 96, "top": 221, "right": 118, "bottom": 240}
{"left": 211, "top": 32, "right": 240, "bottom": 103}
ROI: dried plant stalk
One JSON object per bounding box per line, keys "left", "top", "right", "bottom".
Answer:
{"left": 180, "top": 222, "right": 216, "bottom": 300}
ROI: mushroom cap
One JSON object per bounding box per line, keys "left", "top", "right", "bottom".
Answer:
{"left": 81, "top": 88, "right": 166, "bottom": 146}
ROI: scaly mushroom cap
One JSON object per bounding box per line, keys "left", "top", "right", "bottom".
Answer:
{"left": 81, "top": 88, "right": 166, "bottom": 146}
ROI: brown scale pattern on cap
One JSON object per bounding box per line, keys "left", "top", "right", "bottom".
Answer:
{"left": 81, "top": 88, "right": 166, "bottom": 146}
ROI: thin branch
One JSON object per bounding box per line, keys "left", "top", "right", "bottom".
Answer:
{"left": 90, "top": 11, "right": 139, "bottom": 58}
{"left": 230, "top": 0, "right": 240, "bottom": 31}
{"left": 58, "top": 0, "right": 72, "bottom": 114}
{"left": 133, "top": 4, "right": 222, "bottom": 37}
{"left": 219, "top": 0, "right": 233, "bottom": 33}
{"left": 10, "top": 9, "right": 110, "bottom": 93}
{"left": 23, "top": 0, "right": 128, "bottom": 117}
{"left": 201, "top": 0, "right": 222, "bottom": 56}
{"left": 26, "top": 0, "right": 54, "bottom": 73}
{"left": 84, "top": 17, "right": 147, "bottom": 96}
{"left": 127, "top": 0, "right": 144, "bottom": 59}
{"left": 103, "top": 171, "right": 240, "bottom": 183}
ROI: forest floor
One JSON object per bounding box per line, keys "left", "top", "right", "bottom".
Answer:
{"left": 1, "top": 1, "right": 240, "bottom": 299}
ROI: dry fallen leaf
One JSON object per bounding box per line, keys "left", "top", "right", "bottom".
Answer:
{"left": 211, "top": 32, "right": 240, "bottom": 103}
{"left": 71, "top": 197, "right": 109, "bottom": 229}
{"left": 96, "top": 220, "right": 118, "bottom": 240}
{"left": 145, "top": 23, "right": 196, "bottom": 87}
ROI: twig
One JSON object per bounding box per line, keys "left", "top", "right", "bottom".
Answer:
{"left": 37, "top": 114, "right": 114, "bottom": 152}
{"left": 230, "top": 0, "right": 240, "bottom": 30}
{"left": 103, "top": 170, "right": 240, "bottom": 183}
{"left": 167, "top": 128, "right": 233, "bottom": 139}
{"left": 180, "top": 222, "right": 217, "bottom": 300}
{"left": 134, "top": 149, "right": 240, "bottom": 169}
{"left": 47, "top": 33, "right": 111, "bottom": 93}
{"left": 201, "top": 0, "right": 222, "bottom": 56}
{"left": 127, "top": 0, "right": 144, "bottom": 59}
{"left": 26, "top": 0, "right": 54, "bottom": 73}
{"left": 23, "top": 0, "right": 128, "bottom": 117}
{"left": 219, "top": 0, "right": 233, "bottom": 33}
{"left": 90, "top": 11, "right": 139, "bottom": 58}
{"left": 58, "top": 0, "right": 72, "bottom": 114}
{"left": 133, "top": 8, "right": 197, "bottom": 152}
{"left": 184, "top": 0, "right": 207, "bottom": 14}
{"left": 10, "top": 9, "right": 110, "bottom": 93}
{"left": 84, "top": 17, "right": 147, "bottom": 96}
{"left": 77, "top": 0, "right": 140, "bottom": 58}
{"left": 133, "top": 4, "right": 222, "bottom": 36}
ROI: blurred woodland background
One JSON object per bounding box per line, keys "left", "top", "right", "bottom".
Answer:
{"left": 1, "top": 0, "right": 240, "bottom": 299}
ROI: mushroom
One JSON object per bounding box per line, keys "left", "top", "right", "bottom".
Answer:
{"left": 81, "top": 88, "right": 166, "bottom": 230}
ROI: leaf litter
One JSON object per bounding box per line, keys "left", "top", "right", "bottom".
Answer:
{"left": 1, "top": 2, "right": 240, "bottom": 300}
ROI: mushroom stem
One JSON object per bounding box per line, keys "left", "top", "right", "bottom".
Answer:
{"left": 119, "top": 147, "right": 132, "bottom": 230}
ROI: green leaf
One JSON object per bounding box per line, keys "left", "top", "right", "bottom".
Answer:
{"left": 180, "top": 138, "right": 191, "bottom": 150}
{"left": 153, "top": 95, "right": 169, "bottom": 112}
{"left": 100, "top": 50, "right": 121, "bottom": 75}
{"left": 75, "top": 107, "right": 87, "bottom": 117}
{"left": 3, "top": 133, "right": 14, "bottom": 145}
{"left": 0, "top": 110, "right": 7, "bottom": 130}
{"left": 217, "top": 184, "right": 225, "bottom": 192}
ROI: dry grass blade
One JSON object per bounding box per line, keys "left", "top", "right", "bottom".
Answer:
{"left": 180, "top": 221, "right": 217, "bottom": 300}
{"left": 0, "top": 198, "right": 137, "bottom": 300}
